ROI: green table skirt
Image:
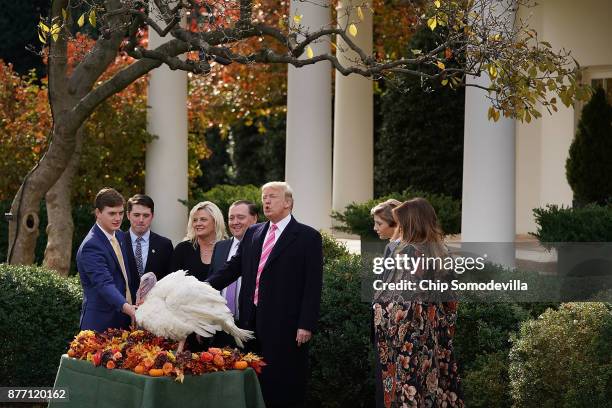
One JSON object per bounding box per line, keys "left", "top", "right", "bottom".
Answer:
{"left": 49, "top": 355, "right": 265, "bottom": 408}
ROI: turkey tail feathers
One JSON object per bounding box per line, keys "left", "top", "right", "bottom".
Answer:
{"left": 221, "top": 323, "right": 254, "bottom": 348}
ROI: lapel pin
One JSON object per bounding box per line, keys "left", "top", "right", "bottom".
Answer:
{"left": 152, "top": 249, "right": 156, "bottom": 254}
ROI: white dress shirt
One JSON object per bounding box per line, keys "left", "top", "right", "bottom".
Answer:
{"left": 96, "top": 222, "right": 116, "bottom": 242}
{"left": 263, "top": 213, "right": 292, "bottom": 246}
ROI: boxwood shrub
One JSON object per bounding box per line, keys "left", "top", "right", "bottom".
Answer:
{"left": 509, "top": 302, "right": 612, "bottom": 407}
{"left": 0, "top": 264, "right": 82, "bottom": 386}
{"left": 331, "top": 187, "right": 461, "bottom": 239}
{"left": 532, "top": 204, "right": 612, "bottom": 243}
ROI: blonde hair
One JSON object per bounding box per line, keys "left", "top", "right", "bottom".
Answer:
{"left": 370, "top": 198, "right": 401, "bottom": 227}
{"left": 261, "top": 181, "right": 294, "bottom": 208}
{"left": 185, "top": 201, "right": 228, "bottom": 244}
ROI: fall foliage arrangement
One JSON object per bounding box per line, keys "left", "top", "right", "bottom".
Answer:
{"left": 67, "top": 329, "right": 265, "bottom": 382}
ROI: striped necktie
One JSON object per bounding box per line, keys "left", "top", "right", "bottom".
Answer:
{"left": 135, "top": 236, "right": 144, "bottom": 277}
{"left": 253, "top": 223, "right": 278, "bottom": 305}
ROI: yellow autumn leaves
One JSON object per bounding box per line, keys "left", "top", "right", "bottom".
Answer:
{"left": 488, "top": 106, "right": 501, "bottom": 122}
{"left": 292, "top": 3, "right": 365, "bottom": 60}
{"left": 427, "top": 0, "right": 443, "bottom": 30}
{"left": 38, "top": 8, "right": 97, "bottom": 44}
{"left": 38, "top": 21, "right": 61, "bottom": 43}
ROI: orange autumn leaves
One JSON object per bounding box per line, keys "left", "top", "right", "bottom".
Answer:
{"left": 68, "top": 329, "right": 265, "bottom": 382}
{"left": 0, "top": 62, "right": 51, "bottom": 200}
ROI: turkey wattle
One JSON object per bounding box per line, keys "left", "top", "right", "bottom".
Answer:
{"left": 135, "top": 270, "right": 253, "bottom": 352}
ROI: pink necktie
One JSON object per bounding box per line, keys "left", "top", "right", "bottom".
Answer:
{"left": 254, "top": 223, "right": 278, "bottom": 305}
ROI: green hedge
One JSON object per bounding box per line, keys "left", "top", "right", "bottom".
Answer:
{"left": 509, "top": 302, "right": 612, "bottom": 407}
{"left": 0, "top": 264, "right": 82, "bottom": 386}
{"left": 454, "top": 294, "right": 559, "bottom": 407}
{"left": 463, "top": 351, "right": 512, "bottom": 408}
{"left": 532, "top": 204, "right": 612, "bottom": 243}
{"left": 566, "top": 87, "right": 612, "bottom": 206}
{"left": 321, "top": 231, "right": 350, "bottom": 264}
{"left": 191, "top": 184, "right": 263, "bottom": 222}
{"left": 308, "top": 254, "right": 375, "bottom": 407}
{"left": 331, "top": 187, "right": 461, "bottom": 238}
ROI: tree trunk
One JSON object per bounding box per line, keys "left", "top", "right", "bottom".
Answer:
{"left": 42, "top": 127, "right": 84, "bottom": 276}
{"left": 6, "top": 184, "right": 41, "bottom": 266}
{"left": 7, "top": 123, "right": 79, "bottom": 266}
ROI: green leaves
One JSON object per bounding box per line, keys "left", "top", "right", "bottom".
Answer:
{"left": 509, "top": 303, "right": 612, "bottom": 407}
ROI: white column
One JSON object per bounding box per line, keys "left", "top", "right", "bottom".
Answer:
{"left": 286, "top": 0, "right": 332, "bottom": 230}
{"left": 146, "top": 15, "right": 188, "bottom": 244}
{"left": 332, "top": 1, "right": 373, "bottom": 215}
{"left": 462, "top": 73, "right": 516, "bottom": 266}
{"left": 461, "top": 1, "right": 517, "bottom": 267}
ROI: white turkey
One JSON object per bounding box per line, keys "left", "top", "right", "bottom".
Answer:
{"left": 134, "top": 270, "right": 253, "bottom": 352}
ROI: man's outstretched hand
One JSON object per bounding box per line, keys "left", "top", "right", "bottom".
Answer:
{"left": 122, "top": 303, "right": 136, "bottom": 327}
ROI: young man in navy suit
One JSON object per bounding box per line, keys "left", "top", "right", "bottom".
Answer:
{"left": 207, "top": 182, "right": 323, "bottom": 408}
{"left": 76, "top": 188, "right": 137, "bottom": 332}
{"left": 122, "top": 194, "right": 174, "bottom": 281}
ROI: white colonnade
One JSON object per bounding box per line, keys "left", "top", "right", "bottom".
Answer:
{"left": 332, "top": 1, "right": 374, "bottom": 217}
{"left": 285, "top": 0, "right": 333, "bottom": 230}
{"left": 145, "top": 8, "right": 189, "bottom": 244}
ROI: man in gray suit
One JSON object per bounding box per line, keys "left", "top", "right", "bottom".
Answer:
{"left": 210, "top": 200, "right": 258, "bottom": 320}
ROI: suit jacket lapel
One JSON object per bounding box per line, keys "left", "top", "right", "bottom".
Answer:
{"left": 221, "top": 238, "right": 233, "bottom": 261}
{"left": 265, "top": 217, "right": 298, "bottom": 266}
{"left": 124, "top": 231, "right": 137, "bottom": 272}
{"left": 94, "top": 224, "right": 122, "bottom": 270}
{"left": 145, "top": 232, "right": 155, "bottom": 271}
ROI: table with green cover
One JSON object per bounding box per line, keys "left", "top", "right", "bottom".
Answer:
{"left": 49, "top": 355, "right": 266, "bottom": 408}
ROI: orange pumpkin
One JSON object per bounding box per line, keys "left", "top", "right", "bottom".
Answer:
{"left": 162, "top": 362, "right": 174, "bottom": 375}
{"left": 234, "top": 361, "right": 248, "bottom": 370}
{"left": 148, "top": 368, "right": 164, "bottom": 377}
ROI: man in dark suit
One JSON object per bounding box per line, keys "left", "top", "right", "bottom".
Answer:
{"left": 76, "top": 188, "right": 137, "bottom": 332}
{"left": 210, "top": 200, "right": 258, "bottom": 319}
{"left": 122, "top": 194, "right": 174, "bottom": 282}
{"left": 207, "top": 182, "right": 323, "bottom": 408}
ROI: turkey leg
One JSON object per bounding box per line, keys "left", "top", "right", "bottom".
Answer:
{"left": 177, "top": 339, "right": 186, "bottom": 353}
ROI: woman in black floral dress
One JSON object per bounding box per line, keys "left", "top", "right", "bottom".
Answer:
{"left": 373, "top": 198, "right": 463, "bottom": 408}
